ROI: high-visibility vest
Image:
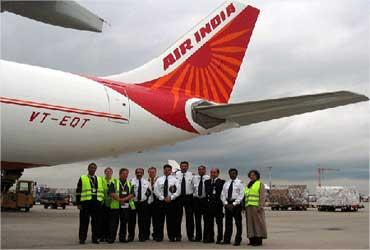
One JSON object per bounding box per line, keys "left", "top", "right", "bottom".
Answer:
{"left": 80, "top": 175, "right": 104, "bottom": 202}
{"left": 110, "top": 179, "right": 136, "bottom": 210}
{"left": 244, "top": 180, "right": 261, "bottom": 207}
{"left": 102, "top": 177, "right": 114, "bottom": 207}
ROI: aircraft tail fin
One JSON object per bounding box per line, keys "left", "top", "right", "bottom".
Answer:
{"left": 105, "top": 1, "right": 259, "bottom": 104}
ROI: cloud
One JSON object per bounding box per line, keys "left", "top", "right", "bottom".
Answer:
{"left": 2, "top": 0, "right": 369, "bottom": 194}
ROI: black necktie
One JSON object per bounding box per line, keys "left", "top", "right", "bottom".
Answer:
{"left": 227, "top": 180, "right": 234, "bottom": 201}
{"left": 181, "top": 174, "right": 186, "bottom": 195}
{"left": 198, "top": 176, "right": 203, "bottom": 197}
{"left": 138, "top": 179, "right": 142, "bottom": 201}
{"left": 164, "top": 176, "right": 168, "bottom": 197}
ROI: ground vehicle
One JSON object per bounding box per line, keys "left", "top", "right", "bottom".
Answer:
{"left": 270, "top": 185, "right": 309, "bottom": 211}
{"left": 40, "top": 193, "right": 69, "bottom": 209}
{"left": 1, "top": 180, "right": 34, "bottom": 212}
{"left": 316, "top": 186, "right": 360, "bottom": 212}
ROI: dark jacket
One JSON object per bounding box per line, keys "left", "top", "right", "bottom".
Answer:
{"left": 205, "top": 178, "right": 225, "bottom": 206}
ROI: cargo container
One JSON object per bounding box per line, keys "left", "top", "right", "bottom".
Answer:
{"left": 316, "top": 186, "right": 359, "bottom": 212}
{"left": 269, "top": 185, "right": 309, "bottom": 211}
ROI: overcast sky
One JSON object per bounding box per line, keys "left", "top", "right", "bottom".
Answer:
{"left": 1, "top": 0, "right": 369, "bottom": 194}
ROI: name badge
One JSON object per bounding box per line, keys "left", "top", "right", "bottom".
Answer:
{"left": 92, "top": 188, "right": 97, "bottom": 193}
{"left": 122, "top": 191, "right": 128, "bottom": 195}
{"left": 213, "top": 189, "right": 216, "bottom": 195}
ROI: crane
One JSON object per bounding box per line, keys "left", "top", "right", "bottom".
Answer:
{"left": 317, "top": 167, "right": 340, "bottom": 187}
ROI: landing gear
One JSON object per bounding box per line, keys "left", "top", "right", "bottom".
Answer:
{"left": 1, "top": 169, "right": 24, "bottom": 192}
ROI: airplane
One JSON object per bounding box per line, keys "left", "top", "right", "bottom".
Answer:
{"left": 1, "top": 0, "right": 368, "bottom": 191}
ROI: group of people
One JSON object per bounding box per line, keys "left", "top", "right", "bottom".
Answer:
{"left": 76, "top": 162, "right": 267, "bottom": 246}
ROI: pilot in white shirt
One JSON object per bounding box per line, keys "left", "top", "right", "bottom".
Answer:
{"left": 192, "top": 165, "right": 210, "bottom": 241}
{"left": 193, "top": 173, "right": 210, "bottom": 199}
{"left": 131, "top": 176, "right": 150, "bottom": 202}
{"left": 129, "top": 168, "right": 152, "bottom": 241}
{"left": 221, "top": 168, "right": 244, "bottom": 246}
{"left": 175, "top": 169, "right": 194, "bottom": 196}
{"left": 154, "top": 174, "right": 180, "bottom": 201}
{"left": 221, "top": 177, "right": 244, "bottom": 206}
{"left": 153, "top": 164, "right": 181, "bottom": 241}
{"left": 174, "top": 161, "right": 195, "bottom": 241}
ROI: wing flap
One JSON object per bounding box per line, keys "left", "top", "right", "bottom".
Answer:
{"left": 193, "top": 91, "right": 369, "bottom": 127}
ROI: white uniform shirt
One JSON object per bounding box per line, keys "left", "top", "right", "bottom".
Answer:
{"left": 175, "top": 171, "right": 194, "bottom": 196}
{"left": 131, "top": 177, "right": 150, "bottom": 202}
{"left": 147, "top": 177, "right": 157, "bottom": 204}
{"left": 193, "top": 175, "right": 210, "bottom": 198}
{"left": 154, "top": 175, "right": 181, "bottom": 201}
{"left": 221, "top": 178, "right": 245, "bottom": 206}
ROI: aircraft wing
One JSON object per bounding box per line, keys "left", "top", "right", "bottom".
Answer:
{"left": 193, "top": 91, "right": 369, "bottom": 128}
{"left": 1, "top": 1, "right": 104, "bottom": 32}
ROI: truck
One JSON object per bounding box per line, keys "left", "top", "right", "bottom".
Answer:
{"left": 1, "top": 180, "right": 34, "bottom": 212}
{"left": 316, "top": 186, "right": 360, "bottom": 212}
{"left": 269, "top": 185, "right": 309, "bottom": 211}
{"left": 40, "top": 193, "right": 69, "bottom": 209}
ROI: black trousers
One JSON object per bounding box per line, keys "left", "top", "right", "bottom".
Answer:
{"left": 224, "top": 204, "right": 242, "bottom": 243}
{"left": 100, "top": 206, "right": 111, "bottom": 240}
{"left": 193, "top": 197, "right": 207, "bottom": 240}
{"left": 148, "top": 200, "right": 159, "bottom": 239}
{"left": 109, "top": 208, "right": 130, "bottom": 242}
{"left": 128, "top": 201, "right": 149, "bottom": 241}
{"left": 204, "top": 202, "right": 224, "bottom": 242}
{"left": 79, "top": 200, "right": 101, "bottom": 242}
{"left": 156, "top": 200, "right": 178, "bottom": 240}
{"left": 176, "top": 195, "right": 194, "bottom": 240}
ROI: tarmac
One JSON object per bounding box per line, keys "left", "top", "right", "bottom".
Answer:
{"left": 1, "top": 204, "right": 369, "bottom": 249}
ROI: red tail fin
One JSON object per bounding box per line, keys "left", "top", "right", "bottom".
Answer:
{"left": 144, "top": 3, "right": 259, "bottom": 104}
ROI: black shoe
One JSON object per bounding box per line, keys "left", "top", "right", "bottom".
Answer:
{"left": 233, "top": 242, "right": 241, "bottom": 246}
{"left": 189, "top": 238, "right": 196, "bottom": 242}
{"left": 194, "top": 237, "right": 202, "bottom": 242}
{"left": 107, "top": 240, "right": 114, "bottom": 244}
{"left": 203, "top": 239, "right": 214, "bottom": 243}
{"left": 139, "top": 238, "right": 146, "bottom": 242}
{"left": 169, "top": 238, "right": 176, "bottom": 242}
{"left": 127, "top": 237, "right": 134, "bottom": 242}
{"left": 119, "top": 239, "right": 128, "bottom": 243}
{"left": 255, "top": 238, "right": 263, "bottom": 246}
{"left": 175, "top": 237, "right": 181, "bottom": 242}
{"left": 155, "top": 238, "right": 163, "bottom": 242}
{"left": 79, "top": 240, "right": 85, "bottom": 244}
{"left": 222, "top": 241, "right": 231, "bottom": 245}
{"left": 216, "top": 240, "right": 222, "bottom": 244}
{"left": 92, "top": 240, "right": 99, "bottom": 244}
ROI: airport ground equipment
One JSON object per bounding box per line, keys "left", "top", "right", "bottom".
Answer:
{"left": 316, "top": 186, "right": 360, "bottom": 212}
{"left": 1, "top": 180, "right": 34, "bottom": 212}
{"left": 269, "top": 185, "right": 309, "bottom": 211}
{"left": 40, "top": 193, "right": 69, "bottom": 209}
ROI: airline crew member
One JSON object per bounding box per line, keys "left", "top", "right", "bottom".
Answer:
{"left": 76, "top": 163, "right": 104, "bottom": 244}
{"left": 221, "top": 168, "right": 244, "bottom": 246}
{"left": 245, "top": 170, "right": 267, "bottom": 246}
{"left": 192, "top": 165, "right": 209, "bottom": 242}
{"left": 147, "top": 166, "right": 158, "bottom": 240}
{"left": 154, "top": 164, "right": 181, "bottom": 242}
{"left": 100, "top": 167, "right": 114, "bottom": 242}
{"left": 175, "top": 161, "right": 195, "bottom": 241}
{"left": 129, "top": 168, "right": 151, "bottom": 242}
{"left": 204, "top": 168, "right": 225, "bottom": 244}
{"left": 108, "top": 168, "right": 135, "bottom": 243}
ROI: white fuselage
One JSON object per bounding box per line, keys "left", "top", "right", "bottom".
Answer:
{"left": 1, "top": 60, "right": 205, "bottom": 166}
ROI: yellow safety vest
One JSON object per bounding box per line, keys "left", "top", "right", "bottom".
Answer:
{"left": 80, "top": 175, "right": 104, "bottom": 202}
{"left": 244, "top": 180, "right": 261, "bottom": 207}
{"left": 102, "top": 177, "right": 114, "bottom": 207}
{"left": 110, "top": 179, "right": 136, "bottom": 210}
